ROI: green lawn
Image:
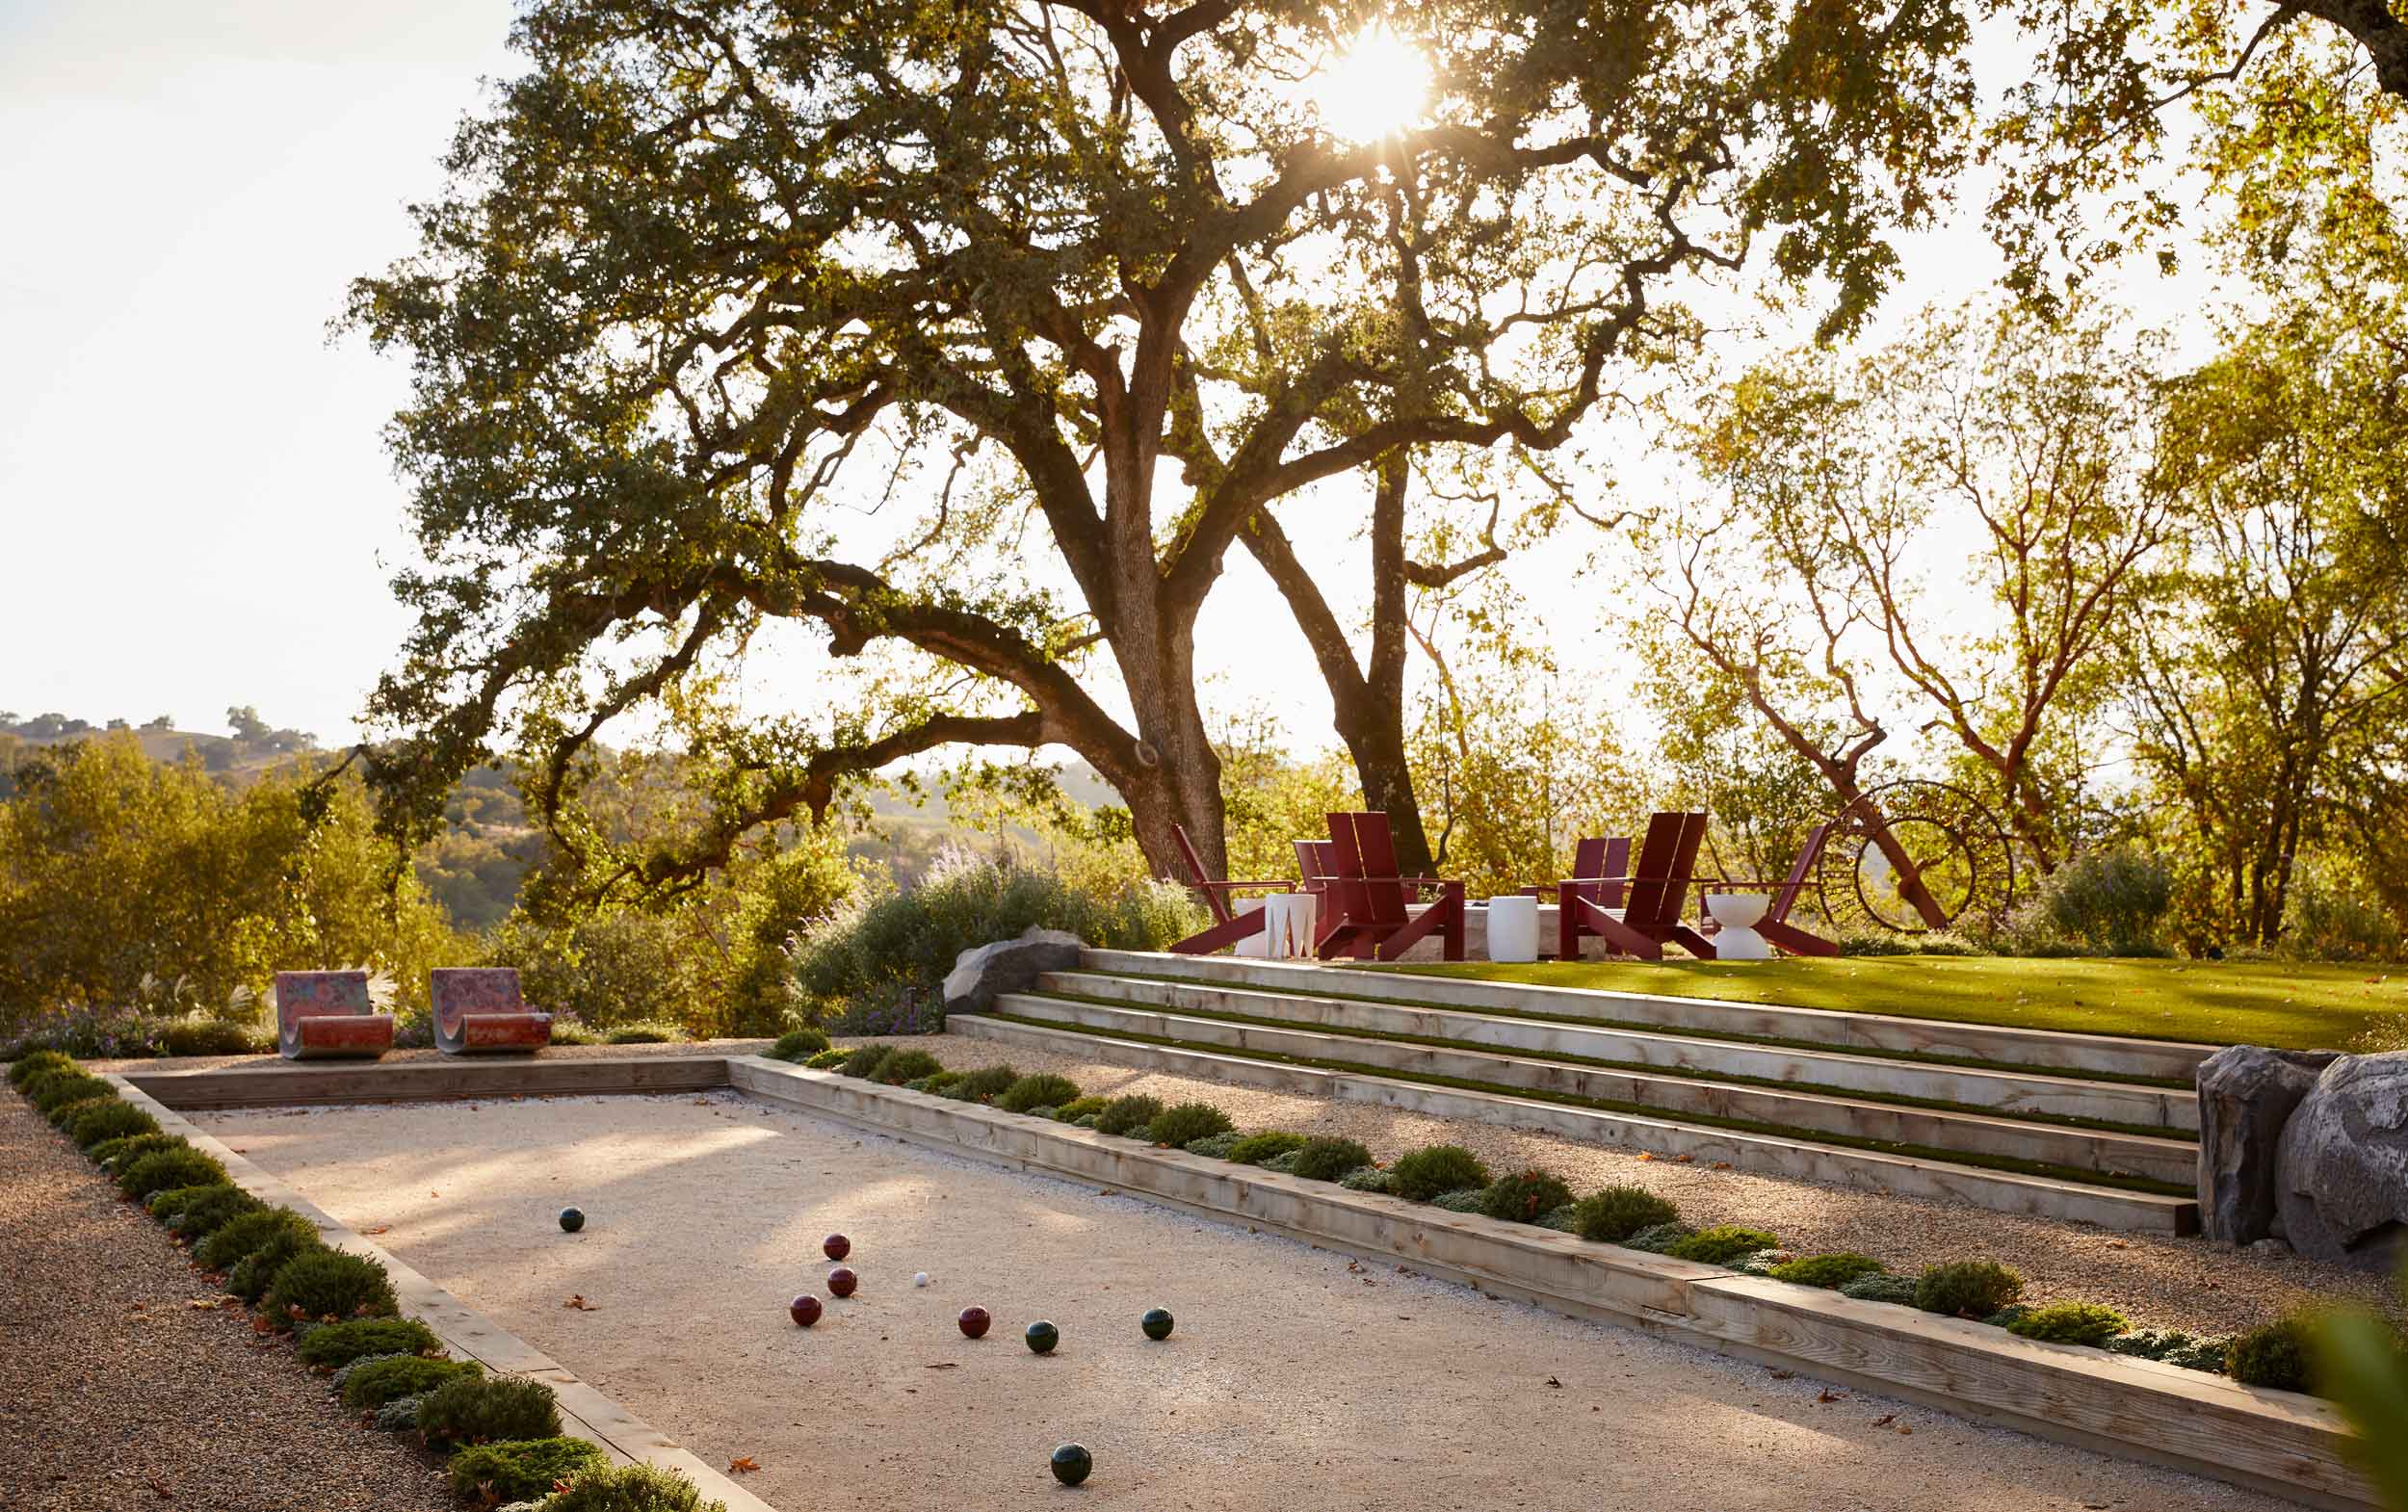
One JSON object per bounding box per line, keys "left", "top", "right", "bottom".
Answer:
{"left": 1386, "top": 956, "right": 2408, "bottom": 1053}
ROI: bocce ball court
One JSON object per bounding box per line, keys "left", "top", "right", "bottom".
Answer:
{"left": 178, "top": 1085, "right": 2299, "bottom": 1512}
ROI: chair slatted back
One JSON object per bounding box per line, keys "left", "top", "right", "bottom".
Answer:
{"left": 1562, "top": 836, "right": 1633, "bottom": 910}
{"left": 1348, "top": 811, "right": 1413, "bottom": 925}
{"left": 1294, "top": 839, "right": 1339, "bottom": 894}
{"left": 1171, "top": 823, "right": 1232, "bottom": 925}
{"left": 1767, "top": 821, "right": 1833, "bottom": 925}
{"left": 1622, "top": 812, "right": 1708, "bottom": 930}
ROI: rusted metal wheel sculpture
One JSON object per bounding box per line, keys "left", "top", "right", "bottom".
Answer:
{"left": 1814, "top": 780, "right": 2016, "bottom": 935}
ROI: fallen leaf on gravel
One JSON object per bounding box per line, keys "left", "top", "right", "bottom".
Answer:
{"left": 249, "top": 1316, "right": 275, "bottom": 1335}
{"left": 362, "top": 1225, "right": 390, "bottom": 1236}
{"left": 1636, "top": 1152, "right": 1656, "bottom": 1161}
{"left": 1871, "top": 1414, "right": 1896, "bottom": 1427}
{"left": 924, "top": 1363, "right": 958, "bottom": 1369}
{"left": 563, "top": 1294, "right": 597, "bottom": 1311}
{"left": 1897, "top": 1425, "right": 1913, "bottom": 1435}
{"left": 184, "top": 1299, "right": 221, "bottom": 1310}
{"left": 1673, "top": 1155, "right": 1694, "bottom": 1163}
{"left": 727, "top": 1457, "right": 761, "bottom": 1474}
{"left": 1817, "top": 1389, "right": 1843, "bottom": 1403}
{"left": 145, "top": 1477, "right": 172, "bottom": 1499}
{"left": 1544, "top": 1376, "right": 1562, "bottom": 1389}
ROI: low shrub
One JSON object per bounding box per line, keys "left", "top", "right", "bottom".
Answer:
{"left": 2005, "top": 1301, "right": 2129, "bottom": 1348}
{"left": 2107, "top": 1330, "right": 2231, "bottom": 1373}
{"left": 1621, "top": 1222, "right": 1697, "bottom": 1254}
{"left": 2226, "top": 1317, "right": 2316, "bottom": 1391}
{"left": 768, "top": 1027, "right": 832, "bottom": 1062}
{"left": 1914, "top": 1259, "right": 2025, "bottom": 1318}
{"left": 1388, "top": 1145, "right": 1491, "bottom": 1203}
{"left": 301, "top": 1316, "right": 445, "bottom": 1369}
{"left": 46, "top": 1093, "right": 118, "bottom": 1132}
{"left": 160, "top": 1016, "right": 268, "bottom": 1057}
{"left": 1225, "top": 1131, "right": 1311, "bottom": 1167}
{"left": 996, "top": 1073, "right": 1083, "bottom": 1114}
{"left": 66, "top": 1099, "right": 158, "bottom": 1149}
{"left": 1729, "top": 1248, "right": 1794, "bottom": 1276}
{"left": 1094, "top": 1094, "right": 1164, "bottom": 1137}
{"left": 2039, "top": 848, "right": 2174, "bottom": 956}
{"left": 1183, "top": 1132, "right": 1242, "bottom": 1160}
{"left": 195, "top": 1208, "right": 316, "bottom": 1271}
{"left": 267, "top": 1246, "right": 399, "bottom": 1326}
{"left": 92, "top": 1132, "right": 186, "bottom": 1170}
{"left": 1290, "top": 1136, "right": 1374, "bottom": 1184}
{"left": 1431, "top": 1187, "right": 1486, "bottom": 1212}
{"left": 449, "top": 1436, "right": 611, "bottom": 1503}
{"left": 1054, "top": 1096, "right": 1110, "bottom": 1123}
{"left": 1538, "top": 1204, "right": 1583, "bottom": 1234}
{"left": 542, "top": 1461, "right": 730, "bottom": 1512}
{"left": 920, "top": 1070, "right": 964, "bottom": 1094}
{"left": 874, "top": 1049, "right": 946, "bottom": 1085}
{"left": 229, "top": 1233, "right": 326, "bottom": 1303}
{"left": 1665, "top": 1225, "right": 1782, "bottom": 1264}
{"left": 838, "top": 1043, "right": 895, "bottom": 1080}
{"left": 1768, "top": 1253, "right": 1888, "bottom": 1290}
{"left": 164, "top": 1185, "right": 267, "bottom": 1238}
{"left": 416, "top": 1372, "right": 563, "bottom": 1447}
{"left": 118, "top": 1145, "right": 227, "bottom": 1202}
{"left": 1984, "top": 1303, "right": 2033, "bottom": 1329}
{"left": 803, "top": 1048, "right": 847, "bottom": 1070}
{"left": 148, "top": 1184, "right": 226, "bottom": 1219}
{"left": 374, "top": 1394, "right": 430, "bottom": 1431}
{"left": 1261, "top": 1149, "right": 1302, "bottom": 1173}
{"left": 941, "top": 1064, "right": 1021, "bottom": 1104}
{"left": 1338, "top": 1165, "right": 1396, "bottom": 1193}
{"left": 1570, "top": 1186, "right": 1681, "bottom": 1243}
{"left": 344, "top": 1354, "right": 480, "bottom": 1410}
{"left": 604, "top": 1022, "right": 682, "bottom": 1045}
{"left": 1479, "top": 1169, "right": 1576, "bottom": 1225}
{"left": 28, "top": 1070, "right": 114, "bottom": 1115}
{"left": 8, "top": 1049, "right": 76, "bottom": 1086}
{"left": 1839, "top": 1272, "right": 1924, "bottom": 1306}
{"left": 1146, "top": 1102, "right": 1235, "bottom": 1148}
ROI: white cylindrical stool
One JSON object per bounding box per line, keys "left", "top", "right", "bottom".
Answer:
{"left": 1232, "top": 898, "right": 1270, "bottom": 956}
{"left": 1485, "top": 894, "right": 1540, "bottom": 962}
{"left": 1263, "top": 892, "right": 1319, "bottom": 958}
{"left": 1705, "top": 892, "right": 1773, "bottom": 960}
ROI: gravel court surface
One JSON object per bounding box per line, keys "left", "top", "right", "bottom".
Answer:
{"left": 0, "top": 1097, "right": 452, "bottom": 1512}
{"left": 204, "top": 1091, "right": 2302, "bottom": 1512}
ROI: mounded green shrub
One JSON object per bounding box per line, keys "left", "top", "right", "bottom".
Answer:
{"left": 1225, "top": 1131, "right": 1311, "bottom": 1166}
{"left": 9, "top": 1049, "right": 76, "bottom": 1086}
{"left": 1338, "top": 1164, "right": 1397, "bottom": 1193}
{"left": 1388, "top": 1145, "right": 1491, "bottom": 1203}
{"left": 839, "top": 1043, "right": 895, "bottom": 1080}
{"left": 161, "top": 1185, "right": 267, "bottom": 1238}
{"left": 542, "top": 1461, "right": 729, "bottom": 1512}
{"left": 229, "top": 1233, "right": 326, "bottom": 1303}
{"left": 343, "top": 1354, "right": 480, "bottom": 1410}
{"left": 996, "top": 1073, "right": 1083, "bottom": 1113}
{"left": 195, "top": 1208, "right": 317, "bottom": 1271}
{"left": 2226, "top": 1317, "right": 2316, "bottom": 1391}
{"left": 1146, "top": 1102, "right": 1235, "bottom": 1148}
{"left": 803, "top": 1048, "right": 847, "bottom": 1069}
{"left": 941, "top": 1064, "right": 1021, "bottom": 1104}
{"left": 448, "top": 1436, "right": 611, "bottom": 1503}
{"left": 1094, "top": 1094, "right": 1164, "bottom": 1137}
{"left": 2107, "top": 1329, "right": 2232, "bottom": 1373}
{"left": 1479, "top": 1169, "right": 1576, "bottom": 1224}
{"left": 29, "top": 1070, "right": 114, "bottom": 1115}
{"left": 604, "top": 1022, "right": 682, "bottom": 1045}
{"left": 2005, "top": 1301, "right": 2129, "bottom": 1348}
{"left": 1839, "top": 1272, "right": 1923, "bottom": 1306}
{"left": 1289, "top": 1136, "right": 1374, "bottom": 1184}
{"left": 416, "top": 1372, "right": 563, "bottom": 1447}
{"left": 46, "top": 1093, "right": 118, "bottom": 1132}
{"left": 1430, "top": 1186, "right": 1487, "bottom": 1212}
{"left": 1183, "top": 1132, "right": 1242, "bottom": 1160}
{"left": 1570, "top": 1185, "right": 1681, "bottom": 1243}
{"left": 1664, "top": 1225, "right": 1782, "bottom": 1264}
{"left": 301, "top": 1316, "right": 445, "bottom": 1369}
{"left": 1621, "top": 1222, "right": 1695, "bottom": 1253}
{"left": 1054, "top": 1096, "right": 1110, "bottom": 1123}
{"left": 373, "top": 1394, "right": 430, "bottom": 1431}
{"left": 267, "top": 1247, "right": 399, "bottom": 1325}
{"left": 1914, "top": 1259, "right": 2025, "bottom": 1318}
{"left": 161, "top": 1017, "right": 266, "bottom": 1057}
{"left": 920, "top": 1069, "right": 964, "bottom": 1093}
{"left": 769, "top": 1027, "right": 833, "bottom": 1062}
{"left": 1768, "top": 1253, "right": 1888, "bottom": 1290}
{"left": 66, "top": 1099, "right": 159, "bottom": 1149}
{"left": 874, "top": 1048, "right": 945, "bottom": 1085}
{"left": 91, "top": 1132, "right": 186, "bottom": 1170}
{"left": 1537, "top": 1204, "right": 1582, "bottom": 1233}
{"left": 118, "top": 1145, "right": 227, "bottom": 1201}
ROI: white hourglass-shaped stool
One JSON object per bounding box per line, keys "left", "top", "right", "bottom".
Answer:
{"left": 1483, "top": 895, "right": 1541, "bottom": 962}
{"left": 1704, "top": 892, "right": 1774, "bottom": 960}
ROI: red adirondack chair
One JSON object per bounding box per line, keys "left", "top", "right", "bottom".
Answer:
{"left": 1168, "top": 824, "right": 1296, "bottom": 954}
{"left": 1292, "top": 838, "right": 1344, "bottom": 953}
{"left": 1557, "top": 811, "right": 1715, "bottom": 961}
{"left": 1317, "top": 812, "right": 1466, "bottom": 962}
{"left": 1697, "top": 821, "right": 1842, "bottom": 956}
{"left": 1525, "top": 836, "right": 1631, "bottom": 910}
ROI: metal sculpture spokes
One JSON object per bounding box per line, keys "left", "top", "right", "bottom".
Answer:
{"left": 1814, "top": 779, "right": 2016, "bottom": 935}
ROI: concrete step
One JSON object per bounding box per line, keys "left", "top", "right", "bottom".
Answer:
{"left": 1082, "top": 950, "right": 2214, "bottom": 1083}
{"left": 945, "top": 1013, "right": 2200, "bottom": 1234}
{"left": 1034, "top": 971, "right": 2198, "bottom": 1135}
{"left": 998, "top": 990, "right": 2198, "bottom": 1185}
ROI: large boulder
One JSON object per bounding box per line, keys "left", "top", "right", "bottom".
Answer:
{"left": 2194, "top": 1045, "right": 2342, "bottom": 1244}
{"left": 941, "top": 927, "right": 1086, "bottom": 1016}
{"left": 2275, "top": 1051, "right": 2408, "bottom": 1270}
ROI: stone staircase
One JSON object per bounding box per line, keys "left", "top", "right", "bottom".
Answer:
{"left": 944, "top": 949, "right": 2211, "bottom": 1234}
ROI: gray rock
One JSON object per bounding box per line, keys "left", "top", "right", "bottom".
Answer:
{"left": 2275, "top": 1051, "right": 2408, "bottom": 1270}
{"left": 2194, "top": 1045, "right": 2342, "bottom": 1244}
{"left": 940, "top": 926, "right": 1086, "bottom": 1015}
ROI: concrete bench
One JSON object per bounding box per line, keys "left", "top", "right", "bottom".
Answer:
{"left": 431, "top": 968, "right": 554, "bottom": 1055}
{"left": 275, "top": 971, "right": 396, "bottom": 1060}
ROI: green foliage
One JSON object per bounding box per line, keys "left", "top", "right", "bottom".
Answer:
{"left": 161, "top": 1185, "right": 267, "bottom": 1238}
{"left": 1621, "top": 1223, "right": 1696, "bottom": 1253}
{"left": 449, "top": 1437, "right": 611, "bottom": 1503}
{"left": 92, "top": 1132, "right": 185, "bottom": 1170}
{"left": 1914, "top": 1260, "right": 2026, "bottom": 1318}
{"left": 1430, "top": 1186, "right": 1487, "bottom": 1212}
{"left": 1224, "top": 1131, "right": 1311, "bottom": 1166}
{"left": 1768, "top": 1253, "right": 1887, "bottom": 1289}
{"left": 300, "top": 1316, "right": 445, "bottom": 1369}
{"left": 1094, "top": 1095, "right": 1164, "bottom": 1137}
{"left": 229, "top": 1233, "right": 325, "bottom": 1303}
{"left": 768, "top": 1028, "right": 831, "bottom": 1062}
{"left": 1289, "top": 1136, "right": 1374, "bottom": 1183}
{"left": 1338, "top": 1165, "right": 1397, "bottom": 1193}
{"left": 45, "top": 1093, "right": 117, "bottom": 1132}
{"left": 803, "top": 1048, "right": 847, "bottom": 1069}
{"left": 539, "top": 1461, "right": 728, "bottom": 1512}
{"left": 28, "top": 1069, "right": 112, "bottom": 1114}
{"left": 1144, "top": 1102, "right": 1235, "bottom": 1148}
{"left": 2106, "top": 1330, "right": 2231, "bottom": 1372}
{"left": 1053, "top": 1096, "right": 1110, "bottom": 1123}
{"left": 873, "top": 1049, "right": 944, "bottom": 1085}
{"left": 1839, "top": 1271, "right": 1923, "bottom": 1306}
{"left": 838, "top": 1043, "right": 894, "bottom": 1080}
{"left": 918, "top": 1070, "right": 964, "bottom": 1094}
{"left": 1478, "top": 1169, "right": 1576, "bottom": 1224}
{"left": 416, "top": 1372, "right": 563, "bottom": 1447}
{"left": 603, "top": 1022, "right": 682, "bottom": 1045}
{"left": 2005, "top": 1301, "right": 2129, "bottom": 1347}
{"left": 8, "top": 1049, "right": 74, "bottom": 1085}
{"left": 995, "top": 1073, "right": 1083, "bottom": 1114}
{"left": 1261, "top": 1149, "right": 1302, "bottom": 1174}
{"left": 118, "top": 1145, "right": 227, "bottom": 1202}
{"left": 343, "top": 1354, "right": 480, "bottom": 1410}
{"left": 266, "top": 1246, "right": 399, "bottom": 1325}
{"left": 2281, "top": 860, "right": 2405, "bottom": 963}
{"left": 1183, "top": 1132, "right": 1241, "bottom": 1160}
{"left": 65, "top": 1098, "right": 157, "bottom": 1148}
{"left": 1664, "top": 1225, "right": 1783, "bottom": 1264}
{"left": 160, "top": 1016, "right": 269, "bottom": 1056}
{"left": 2038, "top": 850, "right": 2174, "bottom": 956}
{"left": 2315, "top": 1260, "right": 2408, "bottom": 1506}
{"left": 1569, "top": 1186, "right": 1682, "bottom": 1243}
{"left": 195, "top": 1208, "right": 317, "bottom": 1271}
{"left": 940, "top": 1064, "right": 1020, "bottom": 1104}
{"left": 2228, "top": 1316, "right": 2317, "bottom": 1391}
{"left": 1388, "top": 1145, "right": 1492, "bottom": 1203}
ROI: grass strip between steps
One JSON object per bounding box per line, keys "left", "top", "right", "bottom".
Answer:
{"left": 979, "top": 1010, "right": 2197, "bottom": 1199}
{"left": 1026, "top": 989, "right": 2193, "bottom": 1144}
{"left": 1100, "top": 969, "right": 2193, "bottom": 1090}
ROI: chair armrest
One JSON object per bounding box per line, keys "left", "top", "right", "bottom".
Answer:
{"left": 1199, "top": 879, "right": 1296, "bottom": 892}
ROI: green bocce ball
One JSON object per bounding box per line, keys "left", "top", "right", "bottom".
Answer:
{"left": 1025, "top": 1319, "right": 1060, "bottom": 1354}
{"left": 1139, "top": 1307, "right": 1173, "bottom": 1342}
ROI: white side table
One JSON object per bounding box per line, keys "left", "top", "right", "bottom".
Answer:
{"left": 1705, "top": 893, "right": 1773, "bottom": 960}
{"left": 1262, "top": 893, "right": 1320, "bottom": 959}
{"left": 1485, "top": 894, "right": 1540, "bottom": 962}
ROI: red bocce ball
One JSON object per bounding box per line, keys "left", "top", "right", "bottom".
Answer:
{"left": 823, "top": 1234, "right": 851, "bottom": 1261}
{"left": 789, "top": 1294, "right": 823, "bottom": 1328}
{"left": 957, "top": 1305, "right": 991, "bottom": 1339}
{"left": 827, "top": 1266, "right": 859, "bottom": 1298}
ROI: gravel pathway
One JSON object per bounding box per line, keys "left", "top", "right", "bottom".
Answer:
{"left": 874, "top": 1032, "right": 2400, "bottom": 1338}
{"left": 0, "top": 1097, "right": 453, "bottom": 1512}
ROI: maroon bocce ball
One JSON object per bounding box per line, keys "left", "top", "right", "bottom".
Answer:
{"left": 957, "top": 1305, "right": 992, "bottom": 1340}
{"left": 823, "top": 1234, "right": 851, "bottom": 1262}
{"left": 789, "top": 1294, "right": 824, "bottom": 1328}
{"left": 827, "top": 1265, "right": 859, "bottom": 1298}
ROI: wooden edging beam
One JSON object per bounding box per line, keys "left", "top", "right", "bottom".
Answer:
{"left": 725, "top": 1057, "right": 2372, "bottom": 1512}
{"left": 100, "top": 1073, "right": 778, "bottom": 1512}
{"left": 118, "top": 1054, "right": 732, "bottom": 1110}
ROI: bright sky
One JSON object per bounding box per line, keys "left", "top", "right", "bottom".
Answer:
{"left": 0, "top": 0, "right": 2232, "bottom": 757}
